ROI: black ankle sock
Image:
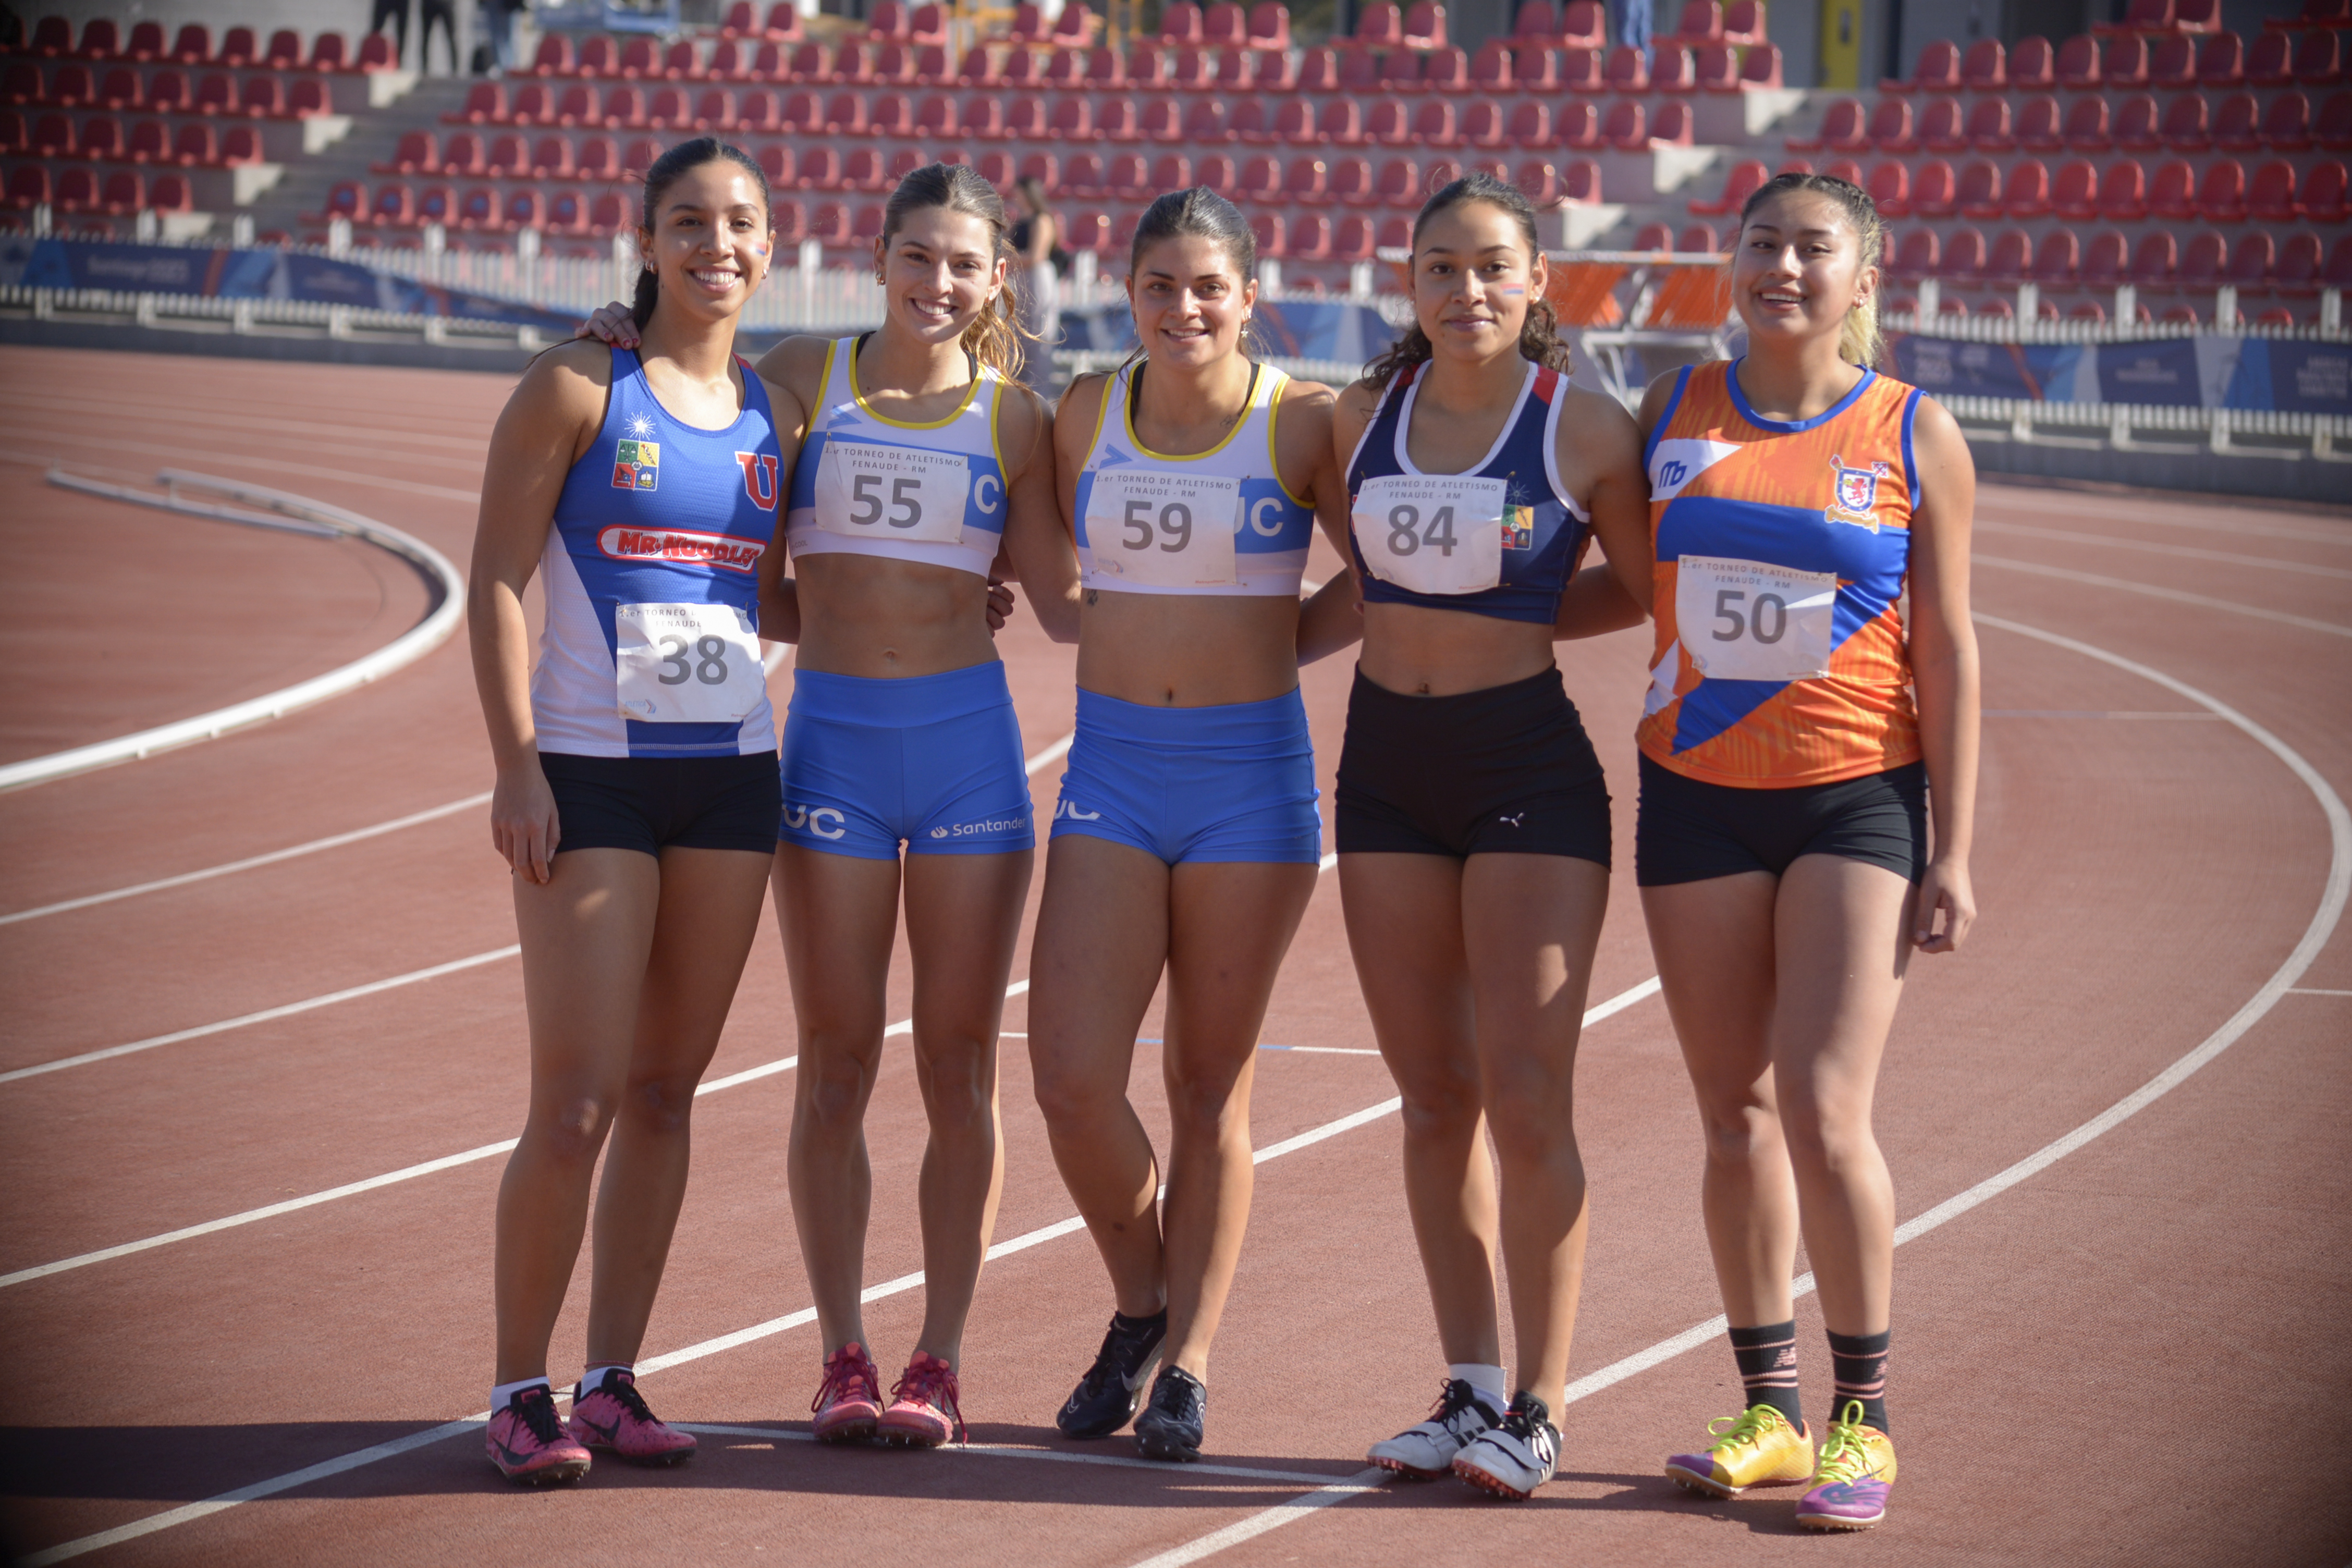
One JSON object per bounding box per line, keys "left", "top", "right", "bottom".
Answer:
{"left": 1113, "top": 1308, "right": 1167, "bottom": 1336}
{"left": 1826, "top": 1329, "right": 1890, "bottom": 1433}
{"left": 1728, "top": 1320, "right": 1804, "bottom": 1428}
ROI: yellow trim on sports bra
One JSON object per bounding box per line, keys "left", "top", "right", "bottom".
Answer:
{"left": 846, "top": 333, "right": 984, "bottom": 431}
{"left": 1260, "top": 369, "right": 1314, "bottom": 510}
{"left": 1121, "top": 359, "right": 1260, "bottom": 464}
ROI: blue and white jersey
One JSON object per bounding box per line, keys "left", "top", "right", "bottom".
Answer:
{"left": 1345, "top": 359, "right": 1591, "bottom": 626}
{"left": 530, "top": 347, "right": 782, "bottom": 759}
{"left": 785, "top": 334, "right": 1010, "bottom": 579}
{"left": 1072, "top": 361, "right": 1316, "bottom": 597}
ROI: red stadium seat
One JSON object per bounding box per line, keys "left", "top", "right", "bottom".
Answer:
{"left": 1910, "top": 157, "right": 1958, "bottom": 216}
{"left": 1866, "top": 159, "right": 1910, "bottom": 215}
{"left": 1695, "top": 42, "right": 1740, "bottom": 91}
{"left": 2099, "top": 160, "right": 2150, "bottom": 218}
{"left": 383, "top": 129, "right": 437, "bottom": 173}
{"left": 2064, "top": 94, "right": 2112, "bottom": 151}
{"left": 1651, "top": 100, "right": 1695, "bottom": 144}
{"left": 1985, "top": 227, "right": 2031, "bottom": 280}
{"left": 441, "top": 130, "right": 485, "bottom": 175}
{"left": 2199, "top": 157, "right": 2248, "bottom": 218}
{"left": 1688, "top": 157, "right": 1766, "bottom": 215}
{"left": 2150, "top": 33, "right": 2197, "bottom": 86}
{"left": 1652, "top": 43, "right": 1697, "bottom": 91}
{"left": 2010, "top": 34, "right": 2055, "bottom": 88}
{"left": 1561, "top": 159, "right": 1602, "bottom": 202}
{"left": 2306, "top": 159, "right": 2349, "bottom": 219}
{"left": 781, "top": 89, "right": 822, "bottom": 133}
{"left": 1918, "top": 96, "right": 1967, "bottom": 151}
{"left": 2148, "top": 157, "right": 2197, "bottom": 217}
{"left": 2229, "top": 230, "right": 2274, "bottom": 289}
{"left": 1518, "top": 44, "right": 1562, "bottom": 91}
{"left": 2055, "top": 33, "right": 2101, "bottom": 88}
{"left": 1286, "top": 153, "right": 1330, "bottom": 203}
{"left": 2317, "top": 90, "right": 2352, "bottom": 149}
{"left": 1606, "top": 44, "right": 1650, "bottom": 92}
{"left": 1250, "top": 210, "right": 1287, "bottom": 258}
{"left": 1787, "top": 97, "right": 1866, "bottom": 153}
{"left": 1149, "top": 152, "right": 1193, "bottom": 194}
{"left": 2263, "top": 91, "right": 2314, "bottom": 149}
{"left": 1160, "top": 0, "right": 1205, "bottom": 42}
{"left": 1229, "top": 98, "right": 1271, "bottom": 141}
{"left": 1559, "top": 46, "right": 1604, "bottom": 91}
{"left": 1892, "top": 227, "right": 1939, "bottom": 277}
{"left": 1049, "top": 96, "right": 1092, "bottom": 139}
{"left": 2249, "top": 157, "right": 2300, "bottom": 217}
{"left": 171, "top": 121, "right": 216, "bottom": 164}
{"left": 1515, "top": 158, "right": 1559, "bottom": 205}
{"left": 2293, "top": 30, "right": 2343, "bottom": 84}
{"left": 2051, "top": 157, "right": 2098, "bottom": 217}
{"left": 2160, "top": 91, "right": 2210, "bottom": 149}
{"left": 1330, "top": 154, "right": 1376, "bottom": 204}
{"left": 1375, "top": 155, "right": 1423, "bottom": 206}
{"left": 126, "top": 118, "right": 168, "bottom": 162}
{"left": 2213, "top": 89, "right": 2261, "bottom": 149}
{"left": 827, "top": 91, "right": 870, "bottom": 134}
{"left": 2105, "top": 35, "right": 2150, "bottom": 86}
{"left": 1603, "top": 99, "right": 1646, "bottom": 148}
{"left": 324, "top": 178, "right": 365, "bottom": 220}
{"left": 2247, "top": 30, "right": 2293, "bottom": 85}
{"left": 1199, "top": 152, "right": 1239, "bottom": 197}
{"left": 1276, "top": 98, "right": 1318, "bottom": 144}
{"left": 1869, "top": 97, "right": 1916, "bottom": 153}
{"left": 1463, "top": 101, "right": 1506, "bottom": 147}
{"left": 1633, "top": 220, "right": 1676, "bottom": 249}
{"left": 484, "top": 132, "right": 529, "bottom": 174}
{"left": 1895, "top": 39, "right": 1962, "bottom": 92}
{"left": 2004, "top": 157, "right": 2054, "bottom": 217}
{"left": 369, "top": 179, "right": 415, "bottom": 226}
{"left": 1413, "top": 100, "right": 1459, "bottom": 147}
{"left": 1334, "top": 213, "right": 1377, "bottom": 260}
{"left": 532, "top": 136, "right": 575, "bottom": 178}
{"left": 1961, "top": 39, "right": 2006, "bottom": 91}
{"left": 4, "top": 164, "right": 51, "bottom": 207}
{"left": 1741, "top": 42, "right": 1786, "bottom": 88}
{"left": 2014, "top": 93, "right": 2063, "bottom": 151}
{"left": 1062, "top": 152, "right": 1106, "bottom": 194}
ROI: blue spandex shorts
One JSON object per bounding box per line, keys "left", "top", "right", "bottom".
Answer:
{"left": 1050, "top": 686, "right": 1322, "bottom": 865}
{"left": 779, "top": 661, "right": 1035, "bottom": 860}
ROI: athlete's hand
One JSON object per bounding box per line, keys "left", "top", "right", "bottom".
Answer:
{"left": 1913, "top": 857, "right": 1975, "bottom": 954}
{"left": 572, "top": 299, "right": 640, "bottom": 349}
{"left": 985, "top": 577, "right": 1017, "bottom": 634}
{"left": 491, "top": 760, "right": 561, "bottom": 885}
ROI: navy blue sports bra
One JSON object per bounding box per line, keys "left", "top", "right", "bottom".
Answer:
{"left": 1344, "top": 359, "right": 1591, "bottom": 626}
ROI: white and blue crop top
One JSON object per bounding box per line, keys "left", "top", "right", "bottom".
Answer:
{"left": 785, "top": 333, "right": 1011, "bottom": 579}
{"left": 1071, "top": 360, "right": 1317, "bottom": 597}
{"left": 530, "top": 347, "right": 782, "bottom": 760}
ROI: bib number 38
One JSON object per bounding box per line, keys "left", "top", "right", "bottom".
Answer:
{"left": 1084, "top": 468, "right": 1241, "bottom": 587}
{"left": 1351, "top": 474, "right": 1505, "bottom": 596}
{"left": 614, "top": 602, "right": 765, "bottom": 724}
{"left": 1674, "top": 554, "right": 1839, "bottom": 683}
{"left": 816, "top": 439, "right": 970, "bottom": 545}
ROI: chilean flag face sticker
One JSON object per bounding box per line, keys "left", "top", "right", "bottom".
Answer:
{"left": 736, "top": 450, "right": 779, "bottom": 511}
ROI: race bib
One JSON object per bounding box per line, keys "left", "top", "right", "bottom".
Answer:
{"left": 613, "top": 602, "right": 765, "bottom": 724}
{"left": 815, "top": 439, "right": 968, "bottom": 545}
{"left": 1352, "top": 474, "right": 1505, "bottom": 596}
{"left": 1675, "top": 555, "right": 1838, "bottom": 682}
{"left": 1084, "top": 468, "right": 1241, "bottom": 588}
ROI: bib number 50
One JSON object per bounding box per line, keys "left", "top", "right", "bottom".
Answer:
{"left": 1674, "top": 554, "right": 1838, "bottom": 683}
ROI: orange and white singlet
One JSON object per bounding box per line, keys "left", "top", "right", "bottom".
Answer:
{"left": 1636, "top": 359, "right": 1927, "bottom": 789}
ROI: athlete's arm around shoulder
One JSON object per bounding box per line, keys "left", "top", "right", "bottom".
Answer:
{"left": 751, "top": 351, "right": 814, "bottom": 644}
{"left": 1552, "top": 383, "right": 1653, "bottom": 640}
{"left": 1906, "top": 393, "right": 1980, "bottom": 956}
{"left": 1278, "top": 376, "right": 1362, "bottom": 666}
{"left": 1052, "top": 369, "right": 1114, "bottom": 530}
{"left": 997, "top": 374, "right": 1082, "bottom": 643}
{"left": 467, "top": 339, "right": 611, "bottom": 885}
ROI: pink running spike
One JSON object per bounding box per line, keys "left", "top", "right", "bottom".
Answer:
{"left": 566, "top": 1369, "right": 697, "bottom": 1465}
{"left": 877, "top": 1350, "right": 966, "bottom": 1447}
{"left": 812, "top": 1341, "right": 884, "bottom": 1443}
{"left": 484, "top": 1386, "right": 591, "bottom": 1485}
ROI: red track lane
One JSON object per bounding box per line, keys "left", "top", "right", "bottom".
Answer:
{"left": 1, "top": 351, "right": 2347, "bottom": 1567}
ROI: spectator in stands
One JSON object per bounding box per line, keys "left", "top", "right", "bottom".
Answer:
{"left": 371, "top": 0, "right": 412, "bottom": 66}
{"left": 1615, "top": 0, "right": 1652, "bottom": 61}
{"left": 1009, "top": 176, "right": 1065, "bottom": 386}
{"left": 485, "top": 0, "right": 529, "bottom": 72}
{"left": 421, "top": 0, "right": 461, "bottom": 74}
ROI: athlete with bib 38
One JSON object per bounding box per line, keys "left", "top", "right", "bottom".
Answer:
{"left": 1026, "top": 189, "right": 1362, "bottom": 1464}
{"left": 469, "top": 139, "right": 790, "bottom": 1485}
{"left": 1331, "top": 173, "right": 1654, "bottom": 1501}
{"left": 1639, "top": 172, "right": 1980, "bottom": 1532}
{"left": 578, "top": 162, "right": 1070, "bottom": 1451}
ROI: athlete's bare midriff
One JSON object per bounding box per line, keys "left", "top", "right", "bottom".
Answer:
{"left": 791, "top": 552, "right": 999, "bottom": 679}
{"left": 1356, "top": 601, "right": 1557, "bottom": 699}
{"left": 1076, "top": 591, "right": 1302, "bottom": 708}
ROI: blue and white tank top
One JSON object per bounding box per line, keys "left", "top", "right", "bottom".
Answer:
{"left": 530, "top": 347, "right": 782, "bottom": 759}
{"left": 785, "top": 334, "right": 1010, "bottom": 578}
{"left": 1071, "top": 361, "right": 1316, "bottom": 596}
{"left": 1344, "top": 359, "right": 1591, "bottom": 626}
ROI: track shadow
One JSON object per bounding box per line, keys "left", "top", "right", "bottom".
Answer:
{"left": 1367, "top": 1467, "right": 1828, "bottom": 1535}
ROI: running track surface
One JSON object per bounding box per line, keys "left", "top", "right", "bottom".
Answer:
{"left": 2, "top": 344, "right": 2347, "bottom": 1567}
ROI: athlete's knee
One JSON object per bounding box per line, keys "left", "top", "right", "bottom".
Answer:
{"left": 1696, "top": 1095, "right": 1782, "bottom": 1167}
{"left": 797, "top": 1038, "right": 880, "bottom": 1128}
{"left": 1777, "top": 1093, "right": 1877, "bottom": 1175}
{"left": 1483, "top": 1094, "right": 1579, "bottom": 1169}
{"left": 1163, "top": 1068, "right": 1248, "bottom": 1143}
{"left": 915, "top": 1034, "right": 996, "bottom": 1130}
{"left": 1395, "top": 1060, "right": 1484, "bottom": 1142}
{"left": 530, "top": 1091, "right": 619, "bottom": 1161}
{"left": 622, "top": 1071, "right": 700, "bottom": 1136}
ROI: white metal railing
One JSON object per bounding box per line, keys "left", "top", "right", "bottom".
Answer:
{"left": 1938, "top": 395, "right": 2352, "bottom": 461}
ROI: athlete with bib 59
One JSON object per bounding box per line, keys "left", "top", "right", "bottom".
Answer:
{"left": 1639, "top": 172, "right": 1980, "bottom": 1532}
{"left": 468, "top": 138, "right": 792, "bottom": 1485}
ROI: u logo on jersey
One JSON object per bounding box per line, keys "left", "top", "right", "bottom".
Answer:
{"left": 1825, "top": 454, "right": 1891, "bottom": 530}
{"left": 736, "top": 451, "right": 778, "bottom": 511}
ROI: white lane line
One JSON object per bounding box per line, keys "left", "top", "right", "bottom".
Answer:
{"left": 4, "top": 732, "right": 1071, "bottom": 1085}
{"left": 2287, "top": 987, "right": 2352, "bottom": 996}
{"left": 1124, "top": 1472, "right": 1391, "bottom": 1568}
{"left": 1139, "top": 610, "right": 2352, "bottom": 1565}
{"left": 679, "top": 1421, "right": 1358, "bottom": 1487}
{"left": 1978, "top": 489, "right": 2352, "bottom": 547}
{"left": 1024, "top": 732, "right": 1073, "bottom": 775}
{"left": 0, "top": 946, "right": 523, "bottom": 1087}
{"left": 1976, "top": 554, "right": 2352, "bottom": 638}
{"left": 2, "top": 649, "right": 793, "bottom": 927}
{"left": 0, "top": 793, "right": 493, "bottom": 927}
{"left": 1975, "top": 519, "right": 2352, "bottom": 581}
{"left": 21, "top": 977, "right": 1667, "bottom": 1563}
{"left": 1259, "top": 1045, "right": 1382, "bottom": 1055}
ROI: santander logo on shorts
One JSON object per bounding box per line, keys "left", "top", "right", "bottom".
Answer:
{"left": 597, "top": 526, "right": 765, "bottom": 573}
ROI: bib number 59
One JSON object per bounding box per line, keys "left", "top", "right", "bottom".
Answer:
{"left": 1122, "top": 497, "right": 1194, "bottom": 554}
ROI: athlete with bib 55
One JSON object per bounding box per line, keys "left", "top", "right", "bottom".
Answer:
{"left": 1331, "top": 173, "right": 1655, "bottom": 1502}
{"left": 1026, "top": 188, "right": 1362, "bottom": 1463}
{"left": 470, "top": 138, "right": 790, "bottom": 1485}
{"left": 1638, "top": 172, "right": 1979, "bottom": 1531}
{"left": 581, "top": 162, "right": 1075, "bottom": 1449}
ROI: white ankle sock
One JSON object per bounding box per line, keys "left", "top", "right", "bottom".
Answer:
{"left": 578, "top": 1364, "right": 631, "bottom": 1398}
{"left": 491, "top": 1376, "right": 551, "bottom": 1412}
{"left": 1449, "top": 1363, "right": 1509, "bottom": 1405}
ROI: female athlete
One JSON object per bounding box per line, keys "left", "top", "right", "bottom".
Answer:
{"left": 1639, "top": 172, "right": 1978, "bottom": 1532}
{"left": 1026, "top": 187, "right": 1362, "bottom": 1463}
{"left": 1331, "top": 172, "right": 1653, "bottom": 1501}
{"left": 470, "top": 138, "right": 789, "bottom": 1485}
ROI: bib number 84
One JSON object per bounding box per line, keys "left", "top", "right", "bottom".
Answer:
{"left": 1383, "top": 504, "right": 1459, "bottom": 557}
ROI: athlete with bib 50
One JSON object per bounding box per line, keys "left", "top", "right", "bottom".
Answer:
{"left": 1026, "top": 188, "right": 1362, "bottom": 1463}
{"left": 1639, "top": 172, "right": 1979, "bottom": 1531}
{"left": 470, "top": 138, "right": 790, "bottom": 1485}
{"left": 578, "top": 163, "right": 1076, "bottom": 1449}
{"left": 1331, "top": 173, "right": 1654, "bottom": 1501}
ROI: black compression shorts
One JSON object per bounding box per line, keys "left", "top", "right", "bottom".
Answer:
{"left": 1634, "top": 754, "right": 1927, "bottom": 887}
{"left": 540, "top": 751, "right": 782, "bottom": 859}
{"left": 1335, "top": 665, "right": 1612, "bottom": 866}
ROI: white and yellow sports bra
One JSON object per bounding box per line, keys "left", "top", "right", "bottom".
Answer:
{"left": 1071, "top": 360, "right": 1317, "bottom": 596}
{"left": 785, "top": 333, "right": 1011, "bottom": 579}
